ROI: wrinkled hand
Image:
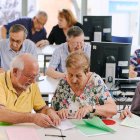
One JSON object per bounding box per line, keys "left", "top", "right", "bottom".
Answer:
{"left": 75, "top": 105, "right": 92, "bottom": 119}
{"left": 33, "top": 113, "right": 53, "bottom": 127}
{"left": 57, "top": 109, "right": 69, "bottom": 119}
{"left": 36, "top": 40, "right": 49, "bottom": 48}
{"left": 119, "top": 108, "right": 132, "bottom": 120}
{"left": 47, "top": 109, "right": 61, "bottom": 126}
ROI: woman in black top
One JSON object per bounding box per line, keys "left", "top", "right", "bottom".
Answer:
{"left": 48, "top": 9, "right": 83, "bottom": 45}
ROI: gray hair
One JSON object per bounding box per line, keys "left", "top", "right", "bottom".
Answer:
{"left": 36, "top": 11, "right": 48, "bottom": 20}
{"left": 9, "top": 24, "right": 28, "bottom": 39}
{"left": 10, "top": 53, "right": 37, "bottom": 71}
{"left": 67, "top": 26, "right": 84, "bottom": 39}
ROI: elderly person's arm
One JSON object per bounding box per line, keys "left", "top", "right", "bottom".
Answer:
{"left": 1, "top": 26, "right": 7, "bottom": 39}
{"left": 75, "top": 97, "right": 117, "bottom": 119}
{"left": 46, "top": 67, "right": 65, "bottom": 79}
{"left": 0, "top": 106, "right": 53, "bottom": 127}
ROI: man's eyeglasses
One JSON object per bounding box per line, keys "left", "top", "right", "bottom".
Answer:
{"left": 36, "top": 18, "right": 45, "bottom": 27}
{"left": 21, "top": 71, "right": 40, "bottom": 80}
{"left": 10, "top": 37, "right": 22, "bottom": 44}
{"left": 69, "top": 41, "right": 85, "bottom": 48}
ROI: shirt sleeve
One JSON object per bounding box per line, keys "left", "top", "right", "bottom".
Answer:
{"left": 93, "top": 74, "right": 111, "bottom": 105}
{"left": 48, "top": 48, "right": 61, "bottom": 70}
{"left": 4, "top": 18, "right": 26, "bottom": 33}
{"left": 32, "top": 84, "right": 46, "bottom": 111}
{"left": 0, "top": 82, "right": 6, "bottom": 106}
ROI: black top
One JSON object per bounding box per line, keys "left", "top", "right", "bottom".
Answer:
{"left": 48, "top": 22, "right": 83, "bottom": 45}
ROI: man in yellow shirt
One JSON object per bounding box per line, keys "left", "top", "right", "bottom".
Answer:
{"left": 0, "top": 53, "right": 61, "bottom": 127}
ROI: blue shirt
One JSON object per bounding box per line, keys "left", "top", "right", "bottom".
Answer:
{"left": 4, "top": 18, "right": 47, "bottom": 43}
{"left": 48, "top": 42, "right": 91, "bottom": 72}
{"left": 130, "top": 49, "right": 140, "bottom": 76}
{"left": 0, "top": 39, "right": 37, "bottom": 70}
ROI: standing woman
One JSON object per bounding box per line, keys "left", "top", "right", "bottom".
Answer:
{"left": 48, "top": 9, "right": 83, "bottom": 45}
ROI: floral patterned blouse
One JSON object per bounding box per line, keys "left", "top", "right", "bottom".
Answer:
{"left": 51, "top": 72, "right": 111, "bottom": 116}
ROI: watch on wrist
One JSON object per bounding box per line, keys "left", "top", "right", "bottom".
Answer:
{"left": 92, "top": 105, "right": 96, "bottom": 113}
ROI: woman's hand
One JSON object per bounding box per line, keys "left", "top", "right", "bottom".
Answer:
{"left": 119, "top": 108, "right": 132, "bottom": 120}
{"left": 74, "top": 105, "right": 92, "bottom": 119}
{"left": 57, "top": 109, "right": 69, "bottom": 119}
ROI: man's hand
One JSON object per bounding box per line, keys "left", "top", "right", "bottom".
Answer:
{"left": 75, "top": 105, "right": 92, "bottom": 119}
{"left": 119, "top": 108, "right": 132, "bottom": 120}
{"left": 32, "top": 113, "right": 53, "bottom": 127}
{"left": 36, "top": 40, "right": 49, "bottom": 48}
{"left": 57, "top": 109, "right": 69, "bottom": 119}
{"left": 47, "top": 109, "right": 61, "bottom": 126}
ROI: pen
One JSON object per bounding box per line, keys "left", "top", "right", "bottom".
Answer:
{"left": 45, "top": 134, "right": 66, "bottom": 137}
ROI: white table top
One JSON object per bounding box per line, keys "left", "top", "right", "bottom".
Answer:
{"left": 37, "top": 45, "right": 57, "bottom": 55}
{"left": 1, "top": 118, "right": 140, "bottom": 140}
{"left": 38, "top": 76, "right": 59, "bottom": 95}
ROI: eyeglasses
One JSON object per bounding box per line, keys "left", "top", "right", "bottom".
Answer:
{"left": 21, "top": 71, "right": 40, "bottom": 80}
{"left": 36, "top": 18, "right": 45, "bottom": 27}
{"left": 10, "top": 37, "right": 22, "bottom": 44}
{"left": 69, "top": 41, "right": 85, "bottom": 48}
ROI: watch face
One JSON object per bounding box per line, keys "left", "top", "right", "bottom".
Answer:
{"left": 93, "top": 108, "right": 96, "bottom": 113}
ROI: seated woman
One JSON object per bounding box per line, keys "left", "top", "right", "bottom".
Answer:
{"left": 48, "top": 9, "right": 83, "bottom": 45}
{"left": 51, "top": 51, "right": 117, "bottom": 119}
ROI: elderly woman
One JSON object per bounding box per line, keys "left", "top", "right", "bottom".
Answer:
{"left": 48, "top": 9, "right": 83, "bottom": 45}
{"left": 51, "top": 51, "right": 117, "bottom": 119}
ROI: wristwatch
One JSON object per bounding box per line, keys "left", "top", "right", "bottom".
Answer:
{"left": 92, "top": 105, "right": 96, "bottom": 113}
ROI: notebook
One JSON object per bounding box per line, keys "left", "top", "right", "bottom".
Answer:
{"left": 72, "top": 116, "right": 116, "bottom": 136}
{"left": 120, "top": 114, "right": 140, "bottom": 129}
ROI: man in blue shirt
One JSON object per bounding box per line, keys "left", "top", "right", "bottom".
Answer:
{"left": 0, "top": 24, "right": 37, "bottom": 72}
{"left": 1, "top": 11, "right": 49, "bottom": 48}
{"left": 46, "top": 26, "right": 91, "bottom": 79}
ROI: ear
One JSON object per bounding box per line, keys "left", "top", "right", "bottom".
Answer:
{"left": 85, "top": 68, "right": 90, "bottom": 75}
{"left": 12, "top": 68, "right": 19, "bottom": 77}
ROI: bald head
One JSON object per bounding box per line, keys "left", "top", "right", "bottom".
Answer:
{"left": 10, "top": 53, "right": 39, "bottom": 72}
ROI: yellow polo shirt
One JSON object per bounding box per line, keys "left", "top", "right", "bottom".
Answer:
{"left": 0, "top": 71, "right": 46, "bottom": 113}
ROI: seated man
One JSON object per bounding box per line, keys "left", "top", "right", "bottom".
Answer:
{"left": 46, "top": 26, "right": 91, "bottom": 79}
{"left": 129, "top": 49, "right": 140, "bottom": 78}
{"left": 0, "top": 24, "right": 37, "bottom": 72}
{"left": 1, "top": 11, "right": 49, "bottom": 47}
{"left": 52, "top": 51, "right": 117, "bottom": 119}
{"left": 120, "top": 82, "right": 140, "bottom": 120}
{"left": 0, "top": 53, "right": 60, "bottom": 127}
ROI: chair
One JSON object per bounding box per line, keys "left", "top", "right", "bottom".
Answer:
{"left": 112, "top": 36, "right": 133, "bottom": 44}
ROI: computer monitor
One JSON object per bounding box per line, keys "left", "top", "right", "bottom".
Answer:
{"left": 83, "top": 16, "right": 112, "bottom": 42}
{"left": 90, "top": 41, "right": 131, "bottom": 79}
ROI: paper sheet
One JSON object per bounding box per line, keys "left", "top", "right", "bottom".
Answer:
{"left": 6, "top": 127, "right": 40, "bottom": 140}
{"left": 53, "top": 119, "right": 75, "bottom": 130}
{"left": 72, "top": 116, "right": 115, "bottom": 136}
{"left": 121, "top": 114, "right": 140, "bottom": 129}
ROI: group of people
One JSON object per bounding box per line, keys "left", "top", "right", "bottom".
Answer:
{"left": 0, "top": 9, "right": 139, "bottom": 128}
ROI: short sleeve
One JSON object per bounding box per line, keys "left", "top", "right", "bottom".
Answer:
{"left": 32, "top": 84, "right": 46, "bottom": 111}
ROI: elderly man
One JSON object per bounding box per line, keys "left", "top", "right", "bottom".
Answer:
{"left": 1, "top": 11, "right": 49, "bottom": 47}
{"left": 46, "top": 26, "right": 91, "bottom": 79}
{"left": 0, "top": 24, "right": 37, "bottom": 72}
{"left": 0, "top": 53, "right": 60, "bottom": 127}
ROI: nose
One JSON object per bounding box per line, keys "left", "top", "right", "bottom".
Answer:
{"left": 71, "top": 76, "right": 77, "bottom": 84}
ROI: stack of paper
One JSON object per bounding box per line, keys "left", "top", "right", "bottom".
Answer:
{"left": 120, "top": 114, "right": 140, "bottom": 129}
{"left": 72, "top": 116, "right": 116, "bottom": 136}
